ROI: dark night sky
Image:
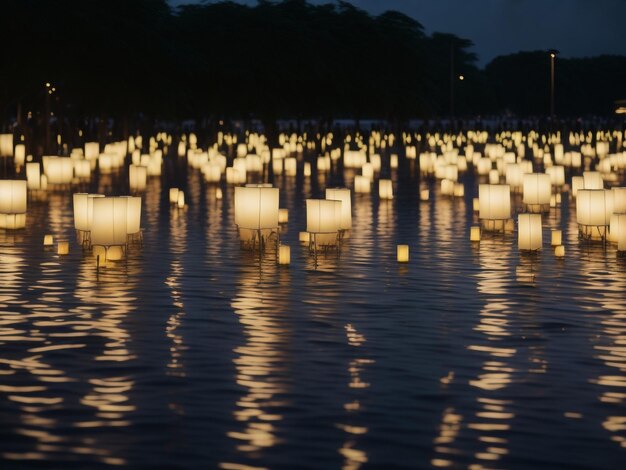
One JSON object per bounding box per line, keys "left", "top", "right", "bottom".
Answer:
{"left": 168, "top": 0, "right": 626, "bottom": 66}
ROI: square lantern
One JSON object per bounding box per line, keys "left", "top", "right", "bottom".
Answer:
{"left": 577, "top": 189, "right": 613, "bottom": 239}
{"left": 26, "top": 163, "right": 41, "bottom": 190}
{"left": 583, "top": 171, "right": 603, "bottom": 189}
{"left": 612, "top": 187, "right": 626, "bottom": 214}
{"left": 73, "top": 193, "right": 104, "bottom": 232}
{"left": 0, "top": 134, "right": 13, "bottom": 157}
{"left": 571, "top": 176, "right": 584, "bottom": 198}
{"left": 379, "top": 179, "right": 393, "bottom": 200}
{"left": 479, "top": 184, "right": 511, "bottom": 221}
{"left": 354, "top": 175, "right": 371, "bottom": 193}
{"left": 129, "top": 164, "right": 147, "bottom": 192}
{"left": 234, "top": 186, "right": 279, "bottom": 230}
{"left": 306, "top": 199, "right": 341, "bottom": 233}
{"left": 91, "top": 197, "right": 130, "bottom": 246}
{"left": 523, "top": 173, "right": 551, "bottom": 211}
{"left": 518, "top": 213, "right": 542, "bottom": 251}
{"left": 325, "top": 188, "right": 352, "bottom": 230}
{"left": 397, "top": 245, "right": 409, "bottom": 262}
{"left": 45, "top": 157, "right": 73, "bottom": 184}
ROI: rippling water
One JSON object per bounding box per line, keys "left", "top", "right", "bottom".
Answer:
{"left": 1, "top": 159, "right": 625, "bottom": 469}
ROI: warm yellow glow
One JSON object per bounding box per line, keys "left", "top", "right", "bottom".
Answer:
{"left": 397, "top": 244, "right": 409, "bottom": 262}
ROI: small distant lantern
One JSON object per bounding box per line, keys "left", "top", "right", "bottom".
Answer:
{"left": 551, "top": 229, "right": 562, "bottom": 246}
{"left": 354, "top": 175, "right": 371, "bottom": 194}
{"left": 169, "top": 188, "right": 179, "bottom": 204}
{"left": 420, "top": 189, "right": 429, "bottom": 201}
{"left": 278, "top": 208, "right": 289, "bottom": 224}
{"left": 278, "top": 245, "right": 291, "bottom": 265}
{"left": 379, "top": 179, "right": 393, "bottom": 200}
{"left": 129, "top": 164, "right": 147, "bottom": 192}
{"left": 177, "top": 191, "right": 185, "bottom": 208}
{"left": 43, "top": 234, "right": 54, "bottom": 246}
{"left": 555, "top": 245, "right": 565, "bottom": 257}
{"left": 470, "top": 226, "right": 481, "bottom": 242}
{"left": 397, "top": 244, "right": 409, "bottom": 263}
{"left": 57, "top": 241, "right": 69, "bottom": 255}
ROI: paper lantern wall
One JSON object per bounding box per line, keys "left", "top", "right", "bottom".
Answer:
{"left": 234, "top": 186, "right": 279, "bottom": 230}
{"left": 325, "top": 188, "right": 352, "bottom": 230}
{"left": 518, "top": 214, "right": 542, "bottom": 251}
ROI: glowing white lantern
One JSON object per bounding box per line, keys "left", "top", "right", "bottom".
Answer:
{"left": 546, "top": 166, "right": 565, "bottom": 186}
{"left": 362, "top": 163, "right": 374, "bottom": 179}
{"left": 278, "top": 245, "right": 291, "bottom": 265}
{"left": 523, "top": 173, "right": 551, "bottom": 211}
{"left": 0, "top": 134, "right": 13, "bottom": 156}
{"left": 45, "top": 157, "right": 73, "bottom": 184}
{"left": 73, "top": 193, "right": 104, "bottom": 232}
{"left": 91, "top": 197, "right": 129, "bottom": 246}
{"left": 284, "top": 158, "right": 297, "bottom": 176}
{"left": 74, "top": 160, "right": 91, "bottom": 180}
{"left": 612, "top": 187, "right": 626, "bottom": 214}
{"left": 390, "top": 154, "right": 398, "bottom": 169}
{"left": 379, "top": 179, "right": 393, "bottom": 200}
{"left": 57, "top": 241, "right": 69, "bottom": 255}
{"left": 177, "top": 191, "right": 185, "bottom": 208}
{"left": 170, "top": 188, "right": 180, "bottom": 204}
{"left": 479, "top": 184, "right": 511, "bottom": 221}
{"left": 304, "top": 162, "right": 312, "bottom": 177}
{"left": 44, "top": 234, "right": 54, "bottom": 246}
{"left": 26, "top": 163, "right": 41, "bottom": 190}
{"left": 203, "top": 164, "right": 221, "bottom": 183}
{"left": 0, "top": 180, "right": 27, "bottom": 229}
{"left": 470, "top": 226, "right": 481, "bottom": 242}
{"left": 505, "top": 163, "right": 523, "bottom": 190}
{"left": 14, "top": 144, "right": 25, "bottom": 166}
{"left": 129, "top": 164, "right": 147, "bottom": 192}
{"left": 397, "top": 245, "right": 409, "bottom": 263}
{"left": 583, "top": 171, "right": 603, "bottom": 189}
{"left": 476, "top": 158, "right": 492, "bottom": 175}
{"left": 85, "top": 142, "right": 99, "bottom": 160}
{"left": 299, "top": 231, "right": 310, "bottom": 243}
{"left": 555, "top": 245, "right": 565, "bottom": 257}
{"left": 551, "top": 229, "right": 562, "bottom": 246}
{"left": 325, "top": 188, "right": 352, "bottom": 230}
{"left": 441, "top": 179, "right": 454, "bottom": 196}
{"left": 278, "top": 208, "right": 289, "bottom": 224}
{"left": 518, "top": 213, "right": 542, "bottom": 251}
{"left": 234, "top": 186, "right": 279, "bottom": 230}
{"left": 420, "top": 190, "right": 429, "bottom": 201}
{"left": 571, "top": 176, "right": 584, "bottom": 198}
{"left": 577, "top": 189, "right": 613, "bottom": 239}
{"left": 272, "top": 158, "right": 283, "bottom": 175}
{"left": 123, "top": 196, "right": 142, "bottom": 236}
{"left": 354, "top": 175, "right": 371, "bottom": 193}
{"left": 306, "top": 199, "right": 341, "bottom": 233}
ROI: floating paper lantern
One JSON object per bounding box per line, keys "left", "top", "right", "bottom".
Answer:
{"left": 453, "top": 183, "right": 464, "bottom": 197}
{"left": 397, "top": 244, "right": 409, "bottom": 263}
{"left": 306, "top": 199, "right": 341, "bottom": 233}
{"left": 123, "top": 196, "right": 142, "bottom": 237}
{"left": 489, "top": 169, "right": 500, "bottom": 185}
{"left": 304, "top": 162, "right": 312, "bottom": 177}
{"left": 14, "top": 144, "right": 25, "bottom": 166}
{"left": 379, "top": 179, "right": 393, "bottom": 200}
{"left": 91, "top": 197, "right": 130, "bottom": 247}
{"left": 441, "top": 179, "right": 454, "bottom": 196}
{"left": 129, "top": 164, "right": 147, "bottom": 192}
{"left": 546, "top": 165, "right": 565, "bottom": 186}
{"left": 518, "top": 213, "right": 542, "bottom": 251}
{"left": 612, "top": 187, "right": 626, "bottom": 214}
{"left": 577, "top": 189, "right": 613, "bottom": 239}
{"left": 571, "top": 176, "right": 584, "bottom": 198}
{"left": 85, "top": 142, "right": 99, "bottom": 160}
{"left": 73, "top": 193, "right": 104, "bottom": 232}
{"left": 0, "top": 134, "right": 13, "bottom": 157}
{"left": 420, "top": 190, "right": 430, "bottom": 201}
{"left": 169, "top": 188, "right": 179, "bottom": 204}
{"left": 479, "top": 184, "right": 511, "bottom": 222}
{"left": 470, "top": 226, "right": 481, "bottom": 242}
{"left": 299, "top": 231, "right": 310, "bottom": 243}
{"left": 203, "top": 164, "right": 221, "bottom": 183}
{"left": 551, "top": 229, "right": 562, "bottom": 246}
{"left": 216, "top": 188, "right": 223, "bottom": 200}
{"left": 177, "top": 191, "right": 185, "bottom": 208}
{"left": 284, "top": 158, "right": 297, "bottom": 176}
{"left": 473, "top": 197, "right": 479, "bottom": 211}
{"left": 278, "top": 208, "right": 289, "bottom": 224}
{"left": 234, "top": 186, "right": 279, "bottom": 230}
{"left": 609, "top": 214, "right": 621, "bottom": 243}
{"left": 74, "top": 160, "right": 91, "bottom": 180}
{"left": 325, "top": 188, "right": 352, "bottom": 230}
{"left": 26, "top": 163, "right": 41, "bottom": 190}
{"left": 0, "top": 180, "right": 27, "bottom": 229}
{"left": 278, "top": 245, "right": 291, "bottom": 265}
{"left": 505, "top": 163, "right": 523, "bottom": 190}
{"left": 583, "top": 171, "right": 603, "bottom": 189}
{"left": 390, "top": 154, "right": 398, "bottom": 169}
{"left": 43, "top": 234, "right": 54, "bottom": 246}
{"left": 354, "top": 175, "right": 371, "bottom": 193}
{"left": 45, "top": 157, "right": 73, "bottom": 184}
{"left": 523, "top": 173, "right": 551, "bottom": 212}
{"left": 555, "top": 245, "right": 565, "bottom": 257}
{"left": 57, "top": 241, "right": 69, "bottom": 255}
